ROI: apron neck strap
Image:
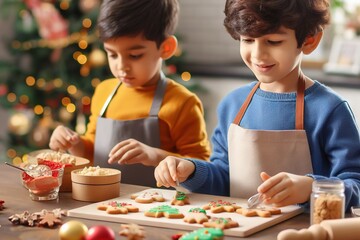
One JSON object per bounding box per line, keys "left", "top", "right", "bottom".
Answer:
{"left": 99, "top": 72, "right": 167, "bottom": 117}
{"left": 233, "top": 82, "right": 260, "bottom": 125}
{"left": 233, "top": 74, "right": 306, "bottom": 130}
{"left": 295, "top": 73, "right": 305, "bottom": 130}
{"left": 149, "top": 71, "right": 167, "bottom": 116}
{"left": 99, "top": 81, "right": 122, "bottom": 117}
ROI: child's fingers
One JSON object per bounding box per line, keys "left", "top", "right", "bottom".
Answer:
{"left": 167, "top": 158, "right": 179, "bottom": 183}
{"left": 258, "top": 172, "right": 278, "bottom": 193}
{"left": 109, "top": 140, "right": 130, "bottom": 157}
{"left": 260, "top": 171, "right": 271, "bottom": 181}
{"left": 154, "top": 167, "right": 173, "bottom": 188}
{"left": 154, "top": 158, "right": 178, "bottom": 188}
{"left": 63, "top": 127, "right": 79, "bottom": 142}
{"left": 49, "top": 138, "right": 70, "bottom": 151}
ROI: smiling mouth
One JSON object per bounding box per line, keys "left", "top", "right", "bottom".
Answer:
{"left": 254, "top": 63, "right": 274, "bottom": 72}
{"left": 119, "top": 76, "right": 133, "bottom": 82}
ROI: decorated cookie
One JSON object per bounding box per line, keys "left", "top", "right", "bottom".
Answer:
{"left": 171, "top": 191, "right": 190, "bottom": 206}
{"left": 236, "top": 206, "right": 282, "bottom": 217}
{"left": 183, "top": 207, "right": 209, "bottom": 224}
{"left": 203, "top": 217, "right": 239, "bottom": 230}
{"left": 119, "top": 223, "right": 145, "bottom": 240}
{"left": 97, "top": 201, "right": 139, "bottom": 214}
{"left": 131, "top": 190, "right": 165, "bottom": 203}
{"left": 179, "top": 227, "right": 224, "bottom": 240}
{"left": 144, "top": 205, "right": 184, "bottom": 219}
{"left": 202, "top": 200, "right": 241, "bottom": 213}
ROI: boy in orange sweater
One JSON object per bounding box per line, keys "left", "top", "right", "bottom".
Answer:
{"left": 49, "top": 0, "right": 210, "bottom": 187}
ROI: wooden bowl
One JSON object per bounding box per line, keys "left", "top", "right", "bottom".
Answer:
{"left": 27, "top": 149, "right": 91, "bottom": 192}
{"left": 71, "top": 168, "right": 121, "bottom": 202}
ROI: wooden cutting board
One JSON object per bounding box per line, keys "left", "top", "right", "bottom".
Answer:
{"left": 68, "top": 188, "right": 303, "bottom": 237}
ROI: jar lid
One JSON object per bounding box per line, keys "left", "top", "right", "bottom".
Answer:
{"left": 312, "top": 179, "right": 344, "bottom": 193}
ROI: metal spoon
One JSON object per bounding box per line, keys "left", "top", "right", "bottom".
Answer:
{"left": 5, "top": 162, "right": 52, "bottom": 178}
{"left": 5, "top": 162, "right": 27, "bottom": 172}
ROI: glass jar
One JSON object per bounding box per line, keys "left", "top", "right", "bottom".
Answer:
{"left": 310, "top": 179, "right": 345, "bottom": 224}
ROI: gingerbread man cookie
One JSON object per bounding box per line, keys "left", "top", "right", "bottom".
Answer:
{"left": 183, "top": 207, "right": 209, "bottom": 224}
{"left": 202, "top": 200, "right": 241, "bottom": 213}
{"left": 171, "top": 191, "right": 190, "bottom": 206}
{"left": 131, "top": 190, "right": 165, "bottom": 203}
{"left": 236, "top": 206, "right": 281, "bottom": 217}
{"left": 203, "top": 217, "right": 239, "bottom": 230}
{"left": 144, "top": 205, "right": 184, "bottom": 219}
{"left": 97, "top": 201, "right": 139, "bottom": 214}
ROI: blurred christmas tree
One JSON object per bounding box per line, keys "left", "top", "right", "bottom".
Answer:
{"left": 0, "top": 0, "right": 110, "bottom": 162}
{"left": 0, "top": 0, "right": 200, "bottom": 163}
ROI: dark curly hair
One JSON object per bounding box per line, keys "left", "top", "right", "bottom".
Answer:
{"left": 97, "top": 0, "right": 179, "bottom": 48}
{"left": 224, "top": 0, "right": 330, "bottom": 48}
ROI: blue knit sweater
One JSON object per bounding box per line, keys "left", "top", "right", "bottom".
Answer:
{"left": 183, "top": 80, "right": 360, "bottom": 211}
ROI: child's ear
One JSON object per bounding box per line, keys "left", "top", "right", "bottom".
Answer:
{"left": 160, "top": 35, "right": 178, "bottom": 60}
{"left": 302, "top": 31, "right": 323, "bottom": 55}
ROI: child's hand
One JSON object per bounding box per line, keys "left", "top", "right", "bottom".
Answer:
{"left": 154, "top": 156, "right": 195, "bottom": 188}
{"left": 108, "top": 139, "right": 160, "bottom": 166}
{"left": 257, "top": 171, "right": 313, "bottom": 207}
{"left": 49, "top": 125, "right": 80, "bottom": 151}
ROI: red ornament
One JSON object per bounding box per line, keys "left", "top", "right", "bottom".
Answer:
{"left": 45, "top": 98, "right": 60, "bottom": 109}
{"left": 14, "top": 104, "right": 28, "bottom": 110}
{"left": 82, "top": 105, "right": 91, "bottom": 115}
{"left": 23, "top": 0, "right": 68, "bottom": 40}
{"left": 166, "top": 64, "right": 177, "bottom": 75}
{"left": 86, "top": 225, "right": 115, "bottom": 240}
{"left": 0, "top": 200, "right": 5, "bottom": 210}
{"left": 0, "top": 84, "right": 8, "bottom": 96}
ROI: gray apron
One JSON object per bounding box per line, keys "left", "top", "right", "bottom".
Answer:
{"left": 94, "top": 73, "right": 167, "bottom": 187}
{"left": 228, "top": 76, "right": 313, "bottom": 198}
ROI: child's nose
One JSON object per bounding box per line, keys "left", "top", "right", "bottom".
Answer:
{"left": 120, "top": 66, "right": 130, "bottom": 72}
{"left": 252, "top": 42, "right": 266, "bottom": 59}
{"left": 116, "top": 59, "right": 130, "bottom": 72}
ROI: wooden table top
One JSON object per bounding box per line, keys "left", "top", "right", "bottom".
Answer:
{"left": 0, "top": 163, "right": 310, "bottom": 240}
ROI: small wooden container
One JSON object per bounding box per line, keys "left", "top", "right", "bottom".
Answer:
{"left": 71, "top": 168, "right": 121, "bottom": 202}
{"left": 61, "top": 157, "right": 91, "bottom": 192}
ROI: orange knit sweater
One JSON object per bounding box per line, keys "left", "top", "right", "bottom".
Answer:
{"left": 80, "top": 78, "right": 211, "bottom": 162}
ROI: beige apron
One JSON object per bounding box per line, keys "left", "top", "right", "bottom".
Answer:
{"left": 228, "top": 76, "right": 313, "bottom": 198}
{"left": 94, "top": 73, "right": 167, "bottom": 187}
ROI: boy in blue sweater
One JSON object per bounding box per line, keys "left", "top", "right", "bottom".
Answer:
{"left": 155, "top": 0, "right": 360, "bottom": 211}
